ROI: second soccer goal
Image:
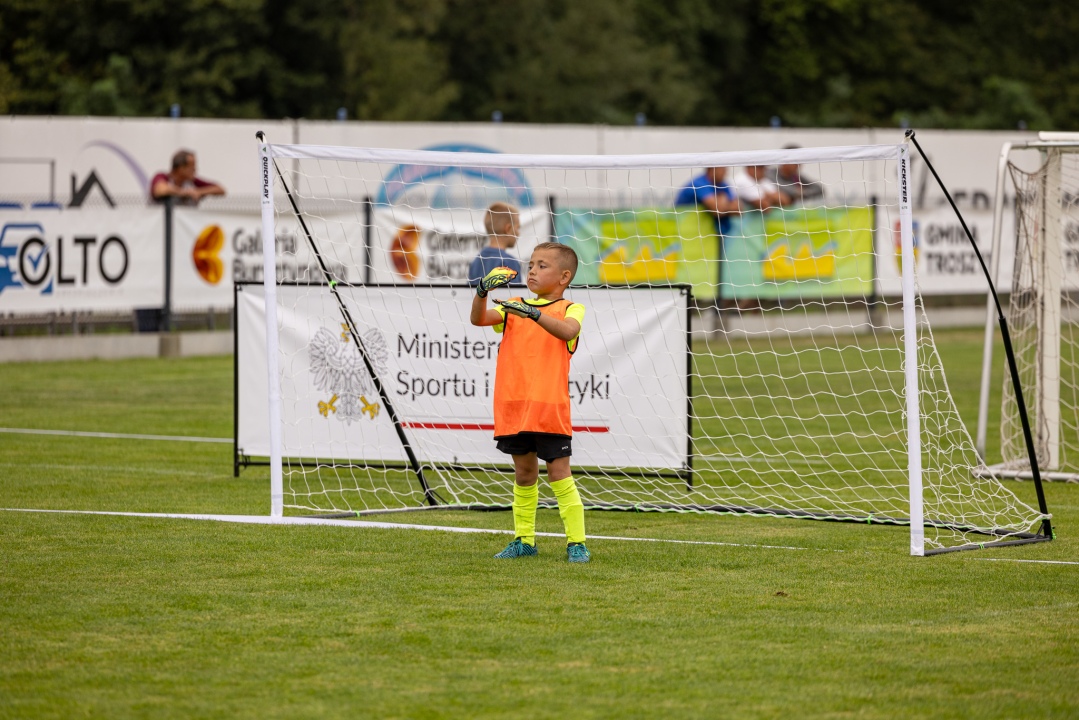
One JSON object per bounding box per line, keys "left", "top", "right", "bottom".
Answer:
{"left": 977, "top": 132, "right": 1079, "bottom": 482}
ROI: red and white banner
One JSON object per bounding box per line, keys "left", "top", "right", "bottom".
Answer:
{"left": 236, "top": 284, "right": 690, "bottom": 471}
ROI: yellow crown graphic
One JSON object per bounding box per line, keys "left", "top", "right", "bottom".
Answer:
{"left": 762, "top": 242, "right": 836, "bottom": 282}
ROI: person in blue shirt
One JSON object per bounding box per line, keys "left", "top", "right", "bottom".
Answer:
{"left": 674, "top": 166, "right": 740, "bottom": 235}
{"left": 676, "top": 165, "right": 754, "bottom": 312}
{"left": 468, "top": 202, "right": 523, "bottom": 284}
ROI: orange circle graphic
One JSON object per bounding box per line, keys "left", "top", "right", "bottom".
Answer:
{"left": 192, "top": 225, "right": 225, "bottom": 285}
{"left": 389, "top": 225, "right": 422, "bottom": 281}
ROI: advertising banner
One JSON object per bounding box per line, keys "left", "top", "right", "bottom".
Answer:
{"left": 368, "top": 205, "right": 551, "bottom": 284}
{"left": 171, "top": 207, "right": 366, "bottom": 309}
{"left": 0, "top": 207, "right": 164, "bottom": 313}
{"left": 0, "top": 200, "right": 1045, "bottom": 318}
{"left": 237, "top": 284, "right": 689, "bottom": 472}
{"left": 171, "top": 207, "right": 251, "bottom": 310}
{"left": 875, "top": 205, "right": 1018, "bottom": 297}
{"left": 720, "top": 207, "right": 875, "bottom": 300}
{"left": 555, "top": 208, "right": 718, "bottom": 299}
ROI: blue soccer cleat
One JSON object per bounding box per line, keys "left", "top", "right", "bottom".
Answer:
{"left": 567, "top": 542, "right": 591, "bottom": 563}
{"left": 494, "top": 537, "right": 538, "bottom": 559}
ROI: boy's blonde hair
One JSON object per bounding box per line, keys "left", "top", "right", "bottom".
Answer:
{"left": 484, "top": 202, "right": 519, "bottom": 235}
{"left": 532, "top": 241, "right": 578, "bottom": 281}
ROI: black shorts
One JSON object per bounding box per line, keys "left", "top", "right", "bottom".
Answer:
{"left": 495, "top": 432, "right": 573, "bottom": 462}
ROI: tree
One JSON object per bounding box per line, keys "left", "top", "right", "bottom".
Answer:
{"left": 0, "top": 0, "right": 1075, "bottom": 128}
{"left": 338, "top": 0, "right": 458, "bottom": 121}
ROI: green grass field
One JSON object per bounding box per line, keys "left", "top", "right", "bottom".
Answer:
{"left": 2, "top": 330, "right": 1078, "bottom": 718}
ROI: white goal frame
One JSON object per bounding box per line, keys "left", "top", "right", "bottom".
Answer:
{"left": 976, "top": 132, "right": 1079, "bottom": 481}
{"left": 250, "top": 134, "right": 1051, "bottom": 556}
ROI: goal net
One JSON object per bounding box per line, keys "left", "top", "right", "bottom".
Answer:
{"left": 978, "top": 135, "right": 1079, "bottom": 481}
{"left": 239, "top": 137, "right": 1050, "bottom": 555}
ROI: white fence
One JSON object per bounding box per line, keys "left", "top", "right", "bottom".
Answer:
{"left": 0, "top": 116, "right": 1052, "bottom": 317}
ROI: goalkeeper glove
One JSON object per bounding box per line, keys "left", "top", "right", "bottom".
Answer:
{"left": 476, "top": 266, "right": 518, "bottom": 298}
{"left": 495, "top": 298, "right": 541, "bottom": 322}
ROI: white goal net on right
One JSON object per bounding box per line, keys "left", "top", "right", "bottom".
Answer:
{"left": 240, "top": 137, "right": 1051, "bottom": 555}
{"left": 978, "top": 134, "right": 1079, "bottom": 481}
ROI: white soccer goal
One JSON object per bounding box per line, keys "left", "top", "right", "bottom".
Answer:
{"left": 240, "top": 134, "right": 1051, "bottom": 555}
{"left": 977, "top": 133, "right": 1079, "bottom": 482}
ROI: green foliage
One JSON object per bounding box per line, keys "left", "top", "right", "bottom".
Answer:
{"left": 896, "top": 77, "right": 1054, "bottom": 131}
{"left": 58, "top": 55, "right": 141, "bottom": 116}
{"left": 439, "top": 0, "right": 700, "bottom": 124}
{"left": 0, "top": 0, "right": 1076, "bottom": 127}
{"left": 0, "top": 62, "right": 14, "bottom": 114}
{"left": 339, "top": 0, "right": 458, "bottom": 121}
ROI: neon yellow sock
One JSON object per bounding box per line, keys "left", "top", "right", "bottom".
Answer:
{"left": 550, "top": 475, "right": 586, "bottom": 545}
{"left": 513, "top": 482, "right": 539, "bottom": 546}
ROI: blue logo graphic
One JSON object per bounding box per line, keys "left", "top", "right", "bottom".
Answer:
{"left": 376, "top": 143, "right": 534, "bottom": 210}
{"left": 0, "top": 223, "right": 52, "bottom": 296}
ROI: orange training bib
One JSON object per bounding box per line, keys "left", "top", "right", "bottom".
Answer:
{"left": 493, "top": 298, "right": 576, "bottom": 437}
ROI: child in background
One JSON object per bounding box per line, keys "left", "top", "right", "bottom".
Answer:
{"left": 467, "top": 202, "right": 522, "bottom": 285}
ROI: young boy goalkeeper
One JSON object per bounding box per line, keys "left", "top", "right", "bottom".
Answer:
{"left": 469, "top": 242, "right": 590, "bottom": 563}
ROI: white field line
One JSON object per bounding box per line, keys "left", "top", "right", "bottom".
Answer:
{"left": 7, "top": 509, "right": 1073, "bottom": 563}
{"left": 0, "top": 427, "right": 231, "bottom": 444}
{"left": 970, "top": 557, "right": 1079, "bottom": 566}
{"left": 0, "top": 508, "right": 817, "bottom": 552}
{"left": 0, "top": 462, "right": 214, "bottom": 478}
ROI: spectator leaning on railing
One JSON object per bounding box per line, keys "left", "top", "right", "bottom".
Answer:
{"left": 673, "top": 165, "right": 740, "bottom": 236}
{"left": 675, "top": 165, "right": 750, "bottom": 312}
{"left": 730, "top": 164, "right": 787, "bottom": 212}
{"left": 150, "top": 150, "right": 226, "bottom": 206}
{"left": 775, "top": 144, "right": 825, "bottom": 207}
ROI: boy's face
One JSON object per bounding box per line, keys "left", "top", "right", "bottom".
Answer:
{"left": 526, "top": 249, "right": 570, "bottom": 294}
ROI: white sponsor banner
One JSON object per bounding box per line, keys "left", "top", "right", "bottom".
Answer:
{"left": 237, "top": 283, "right": 689, "bottom": 471}
{"left": 0, "top": 207, "right": 163, "bottom": 313}
{"left": 369, "top": 206, "right": 550, "bottom": 284}
{"left": 171, "top": 207, "right": 251, "bottom": 309}
{"left": 876, "top": 206, "right": 1018, "bottom": 296}
{"left": 171, "top": 207, "right": 367, "bottom": 309}
{"left": 1062, "top": 194, "right": 1079, "bottom": 281}
{"left": 0, "top": 204, "right": 370, "bottom": 315}
{"left": 172, "top": 207, "right": 384, "bottom": 310}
